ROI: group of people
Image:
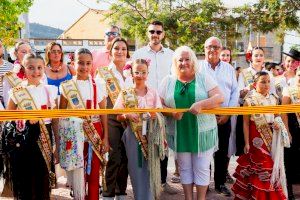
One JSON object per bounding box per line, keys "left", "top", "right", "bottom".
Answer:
{"left": 0, "top": 20, "right": 299, "bottom": 200}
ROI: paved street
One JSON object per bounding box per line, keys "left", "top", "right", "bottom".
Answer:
{"left": 1, "top": 152, "right": 300, "bottom": 199}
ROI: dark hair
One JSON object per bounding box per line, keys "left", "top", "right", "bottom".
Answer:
{"left": 252, "top": 46, "right": 264, "bottom": 54}
{"left": 254, "top": 71, "right": 269, "bottom": 82}
{"left": 132, "top": 59, "right": 149, "bottom": 68}
{"left": 109, "top": 37, "right": 130, "bottom": 59}
{"left": 45, "top": 42, "right": 64, "bottom": 66}
{"left": 22, "top": 53, "right": 45, "bottom": 67}
{"left": 265, "top": 62, "right": 279, "bottom": 70}
{"left": 236, "top": 66, "right": 241, "bottom": 71}
{"left": 74, "top": 48, "right": 93, "bottom": 60}
{"left": 221, "top": 46, "right": 232, "bottom": 63}
{"left": 149, "top": 20, "right": 164, "bottom": 30}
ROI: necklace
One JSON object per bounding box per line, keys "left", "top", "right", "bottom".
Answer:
{"left": 48, "top": 64, "right": 62, "bottom": 73}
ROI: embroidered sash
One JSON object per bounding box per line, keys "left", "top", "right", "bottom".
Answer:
{"left": 242, "top": 68, "right": 254, "bottom": 86}
{"left": 246, "top": 94, "right": 274, "bottom": 152}
{"left": 97, "top": 67, "right": 121, "bottom": 105}
{"left": 60, "top": 79, "right": 107, "bottom": 166}
{"left": 12, "top": 86, "right": 55, "bottom": 181}
{"left": 122, "top": 88, "right": 148, "bottom": 160}
{"left": 288, "top": 86, "right": 300, "bottom": 126}
{"left": 2, "top": 72, "right": 22, "bottom": 88}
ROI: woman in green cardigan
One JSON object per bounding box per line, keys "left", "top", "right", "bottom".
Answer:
{"left": 159, "top": 46, "right": 224, "bottom": 200}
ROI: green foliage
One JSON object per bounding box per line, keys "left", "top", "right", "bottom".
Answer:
{"left": 104, "top": 0, "right": 299, "bottom": 52}
{"left": 0, "top": 0, "right": 33, "bottom": 46}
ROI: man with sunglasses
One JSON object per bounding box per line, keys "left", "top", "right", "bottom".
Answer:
{"left": 91, "top": 25, "right": 120, "bottom": 78}
{"left": 200, "top": 36, "right": 239, "bottom": 197}
{"left": 132, "top": 21, "right": 178, "bottom": 195}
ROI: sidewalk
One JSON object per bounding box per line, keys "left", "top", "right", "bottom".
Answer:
{"left": 49, "top": 153, "right": 300, "bottom": 200}
{"left": 1, "top": 154, "right": 300, "bottom": 199}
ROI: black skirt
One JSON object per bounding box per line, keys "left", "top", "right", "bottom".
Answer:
{"left": 235, "top": 115, "right": 245, "bottom": 156}
{"left": 6, "top": 121, "right": 51, "bottom": 200}
{"left": 285, "top": 113, "right": 300, "bottom": 184}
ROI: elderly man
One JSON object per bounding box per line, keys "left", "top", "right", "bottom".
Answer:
{"left": 132, "top": 20, "right": 178, "bottom": 194}
{"left": 200, "top": 36, "right": 239, "bottom": 197}
{"left": 91, "top": 25, "right": 120, "bottom": 78}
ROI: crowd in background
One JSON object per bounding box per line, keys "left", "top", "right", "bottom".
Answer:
{"left": 0, "top": 21, "right": 300, "bottom": 200}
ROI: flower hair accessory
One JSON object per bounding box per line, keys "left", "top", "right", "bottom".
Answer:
{"left": 123, "top": 61, "right": 132, "bottom": 78}
{"left": 145, "top": 59, "right": 151, "bottom": 66}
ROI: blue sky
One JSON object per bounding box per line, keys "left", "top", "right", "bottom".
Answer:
{"left": 29, "top": 0, "right": 256, "bottom": 30}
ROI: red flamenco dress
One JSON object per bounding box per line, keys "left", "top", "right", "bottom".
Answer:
{"left": 232, "top": 121, "right": 287, "bottom": 200}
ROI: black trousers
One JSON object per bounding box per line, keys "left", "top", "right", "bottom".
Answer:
{"left": 160, "top": 156, "right": 168, "bottom": 184}
{"left": 103, "top": 119, "right": 128, "bottom": 197}
{"left": 214, "top": 119, "right": 231, "bottom": 188}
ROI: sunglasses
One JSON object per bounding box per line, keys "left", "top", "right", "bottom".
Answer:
{"left": 148, "top": 30, "right": 163, "bottom": 35}
{"left": 50, "top": 50, "right": 62, "bottom": 54}
{"left": 180, "top": 82, "right": 189, "bottom": 95}
{"left": 105, "top": 32, "right": 120, "bottom": 37}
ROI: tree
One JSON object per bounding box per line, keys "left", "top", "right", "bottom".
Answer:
{"left": 107, "top": 0, "right": 239, "bottom": 52}
{"left": 105, "top": 0, "right": 299, "bottom": 52}
{"left": 0, "top": 0, "right": 33, "bottom": 46}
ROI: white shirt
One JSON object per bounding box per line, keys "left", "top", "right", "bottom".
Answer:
{"left": 97, "top": 62, "right": 133, "bottom": 89}
{"left": 60, "top": 76, "right": 107, "bottom": 108}
{"left": 200, "top": 60, "right": 239, "bottom": 107}
{"left": 132, "top": 44, "right": 174, "bottom": 90}
{"left": 9, "top": 83, "right": 58, "bottom": 124}
{"left": 0, "top": 60, "right": 13, "bottom": 96}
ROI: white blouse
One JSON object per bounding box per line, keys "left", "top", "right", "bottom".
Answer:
{"left": 9, "top": 83, "right": 58, "bottom": 124}
{"left": 60, "top": 76, "right": 107, "bottom": 108}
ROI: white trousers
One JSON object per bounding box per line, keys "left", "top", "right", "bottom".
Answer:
{"left": 177, "top": 149, "right": 214, "bottom": 186}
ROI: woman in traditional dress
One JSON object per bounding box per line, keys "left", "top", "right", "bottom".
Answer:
{"left": 282, "top": 67, "right": 300, "bottom": 200}
{"left": 59, "top": 48, "right": 109, "bottom": 200}
{"left": 236, "top": 47, "right": 276, "bottom": 155}
{"left": 275, "top": 49, "right": 300, "bottom": 99}
{"left": 45, "top": 42, "right": 75, "bottom": 94}
{"left": 5, "top": 53, "right": 59, "bottom": 199}
{"left": 159, "top": 46, "right": 224, "bottom": 200}
{"left": 232, "top": 71, "right": 289, "bottom": 200}
{"left": 97, "top": 37, "right": 131, "bottom": 200}
{"left": 114, "top": 59, "right": 166, "bottom": 200}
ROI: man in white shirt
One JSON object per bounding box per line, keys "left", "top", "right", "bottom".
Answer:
{"left": 200, "top": 36, "right": 239, "bottom": 197}
{"left": 0, "top": 40, "right": 13, "bottom": 107}
{"left": 132, "top": 21, "right": 177, "bottom": 194}
{"left": 132, "top": 21, "right": 174, "bottom": 89}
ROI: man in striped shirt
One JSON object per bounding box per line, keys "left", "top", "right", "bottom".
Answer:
{"left": 0, "top": 40, "right": 13, "bottom": 107}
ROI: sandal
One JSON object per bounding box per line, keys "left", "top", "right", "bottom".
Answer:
{"left": 171, "top": 173, "right": 180, "bottom": 183}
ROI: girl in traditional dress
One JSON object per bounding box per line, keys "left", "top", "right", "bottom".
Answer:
{"left": 59, "top": 48, "right": 109, "bottom": 200}
{"left": 282, "top": 67, "right": 300, "bottom": 200}
{"left": 232, "top": 71, "right": 289, "bottom": 200}
{"left": 114, "top": 59, "right": 166, "bottom": 200}
{"left": 236, "top": 47, "right": 276, "bottom": 156}
{"left": 2, "top": 42, "right": 32, "bottom": 107}
{"left": 6, "top": 53, "right": 59, "bottom": 199}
